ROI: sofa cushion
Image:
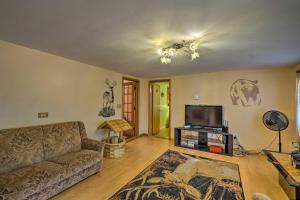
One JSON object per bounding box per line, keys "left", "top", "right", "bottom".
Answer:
{"left": 48, "top": 150, "right": 100, "bottom": 176}
{"left": 0, "top": 126, "right": 44, "bottom": 174}
{"left": 0, "top": 161, "right": 65, "bottom": 200}
{"left": 42, "top": 122, "right": 82, "bottom": 160}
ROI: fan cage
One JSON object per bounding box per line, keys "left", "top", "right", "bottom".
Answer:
{"left": 262, "top": 110, "right": 289, "bottom": 132}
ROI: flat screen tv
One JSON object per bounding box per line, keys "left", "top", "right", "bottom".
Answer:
{"left": 185, "top": 105, "right": 223, "bottom": 127}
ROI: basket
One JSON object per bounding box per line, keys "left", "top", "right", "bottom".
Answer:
{"left": 104, "top": 139, "right": 126, "bottom": 158}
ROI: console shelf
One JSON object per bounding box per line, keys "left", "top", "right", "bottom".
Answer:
{"left": 174, "top": 127, "right": 233, "bottom": 156}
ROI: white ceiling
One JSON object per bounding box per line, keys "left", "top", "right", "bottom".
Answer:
{"left": 0, "top": 0, "right": 300, "bottom": 78}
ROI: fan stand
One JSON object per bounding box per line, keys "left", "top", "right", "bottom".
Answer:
{"left": 278, "top": 130, "right": 282, "bottom": 153}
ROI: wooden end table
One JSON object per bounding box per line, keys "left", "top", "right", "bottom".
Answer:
{"left": 265, "top": 150, "right": 300, "bottom": 200}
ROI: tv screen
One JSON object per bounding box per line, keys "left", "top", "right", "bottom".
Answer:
{"left": 185, "top": 105, "right": 223, "bottom": 127}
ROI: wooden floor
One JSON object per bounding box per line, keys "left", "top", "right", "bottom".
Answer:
{"left": 154, "top": 127, "right": 169, "bottom": 139}
{"left": 54, "top": 136, "right": 288, "bottom": 200}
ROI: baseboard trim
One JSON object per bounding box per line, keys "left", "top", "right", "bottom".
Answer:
{"left": 139, "top": 133, "right": 148, "bottom": 137}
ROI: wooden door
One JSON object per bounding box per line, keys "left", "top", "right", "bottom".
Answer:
{"left": 152, "top": 84, "right": 160, "bottom": 135}
{"left": 122, "top": 81, "right": 137, "bottom": 139}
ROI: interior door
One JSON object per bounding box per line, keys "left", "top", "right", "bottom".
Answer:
{"left": 122, "top": 81, "right": 137, "bottom": 139}
{"left": 152, "top": 84, "right": 160, "bottom": 135}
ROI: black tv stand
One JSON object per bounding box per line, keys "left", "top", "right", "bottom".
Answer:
{"left": 174, "top": 126, "right": 233, "bottom": 156}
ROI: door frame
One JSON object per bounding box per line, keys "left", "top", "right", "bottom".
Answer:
{"left": 122, "top": 77, "right": 139, "bottom": 141}
{"left": 148, "top": 79, "right": 171, "bottom": 139}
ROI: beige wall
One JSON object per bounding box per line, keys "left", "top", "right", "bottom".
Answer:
{"left": 167, "top": 68, "right": 297, "bottom": 151}
{"left": 0, "top": 39, "right": 298, "bottom": 151}
{"left": 145, "top": 67, "right": 297, "bottom": 151}
{"left": 0, "top": 40, "right": 147, "bottom": 140}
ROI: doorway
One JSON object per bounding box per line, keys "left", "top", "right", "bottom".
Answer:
{"left": 122, "top": 77, "right": 139, "bottom": 141}
{"left": 149, "top": 80, "right": 171, "bottom": 139}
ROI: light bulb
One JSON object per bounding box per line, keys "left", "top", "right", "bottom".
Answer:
{"left": 160, "top": 56, "right": 171, "bottom": 64}
{"left": 168, "top": 48, "right": 175, "bottom": 57}
{"left": 189, "top": 42, "right": 198, "bottom": 51}
{"left": 191, "top": 51, "right": 199, "bottom": 60}
{"left": 157, "top": 49, "right": 163, "bottom": 55}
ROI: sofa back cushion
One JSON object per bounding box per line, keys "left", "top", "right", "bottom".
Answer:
{"left": 0, "top": 126, "right": 44, "bottom": 173}
{"left": 42, "top": 122, "right": 82, "bottom": 160}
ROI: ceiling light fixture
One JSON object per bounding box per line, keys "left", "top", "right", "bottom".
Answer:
{"left": 158, "top": 39, "right": 200, "bottom": 64}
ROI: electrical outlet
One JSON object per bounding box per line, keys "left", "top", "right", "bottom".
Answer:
{"left": 38, "top": 112, "right": 48, "bottom": 118}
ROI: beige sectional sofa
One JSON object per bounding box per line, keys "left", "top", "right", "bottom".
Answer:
{"left": 0, "top": 121, "right": 104, "bottom": 200}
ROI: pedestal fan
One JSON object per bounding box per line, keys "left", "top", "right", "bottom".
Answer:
{"left": 263, "top": 110, "right": 289, "bottom": 153}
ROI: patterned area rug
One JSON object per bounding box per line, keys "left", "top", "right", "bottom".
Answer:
{"left": 109, "top": 150, "right": 244, "bottom": 200}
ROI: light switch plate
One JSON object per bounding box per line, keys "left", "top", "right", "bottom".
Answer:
{"left": 38, "top": 112, "right": 48, "bottom": 118}
{"left": 193, "top": 95, "right": 200, "bottom": 100}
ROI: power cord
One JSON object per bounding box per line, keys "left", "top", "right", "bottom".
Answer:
{"left": 233, "top": 135, "right": 248, "bottom": 157}
{"left": 248, "top": 135, "right": 278, "bottom": 155}
{"left": 233, "top": 134, "right": 278, "bottom": 156}
{"left": 261, "top": 135, "right": 278, "bottom": 151}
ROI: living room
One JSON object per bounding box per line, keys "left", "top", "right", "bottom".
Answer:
{"left": 1, "top": 1, "right": 300, "bottom": 200}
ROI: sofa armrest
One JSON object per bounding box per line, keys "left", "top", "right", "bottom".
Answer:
{"left": 82, "top": 138, "right": 105, "bottom": 156}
